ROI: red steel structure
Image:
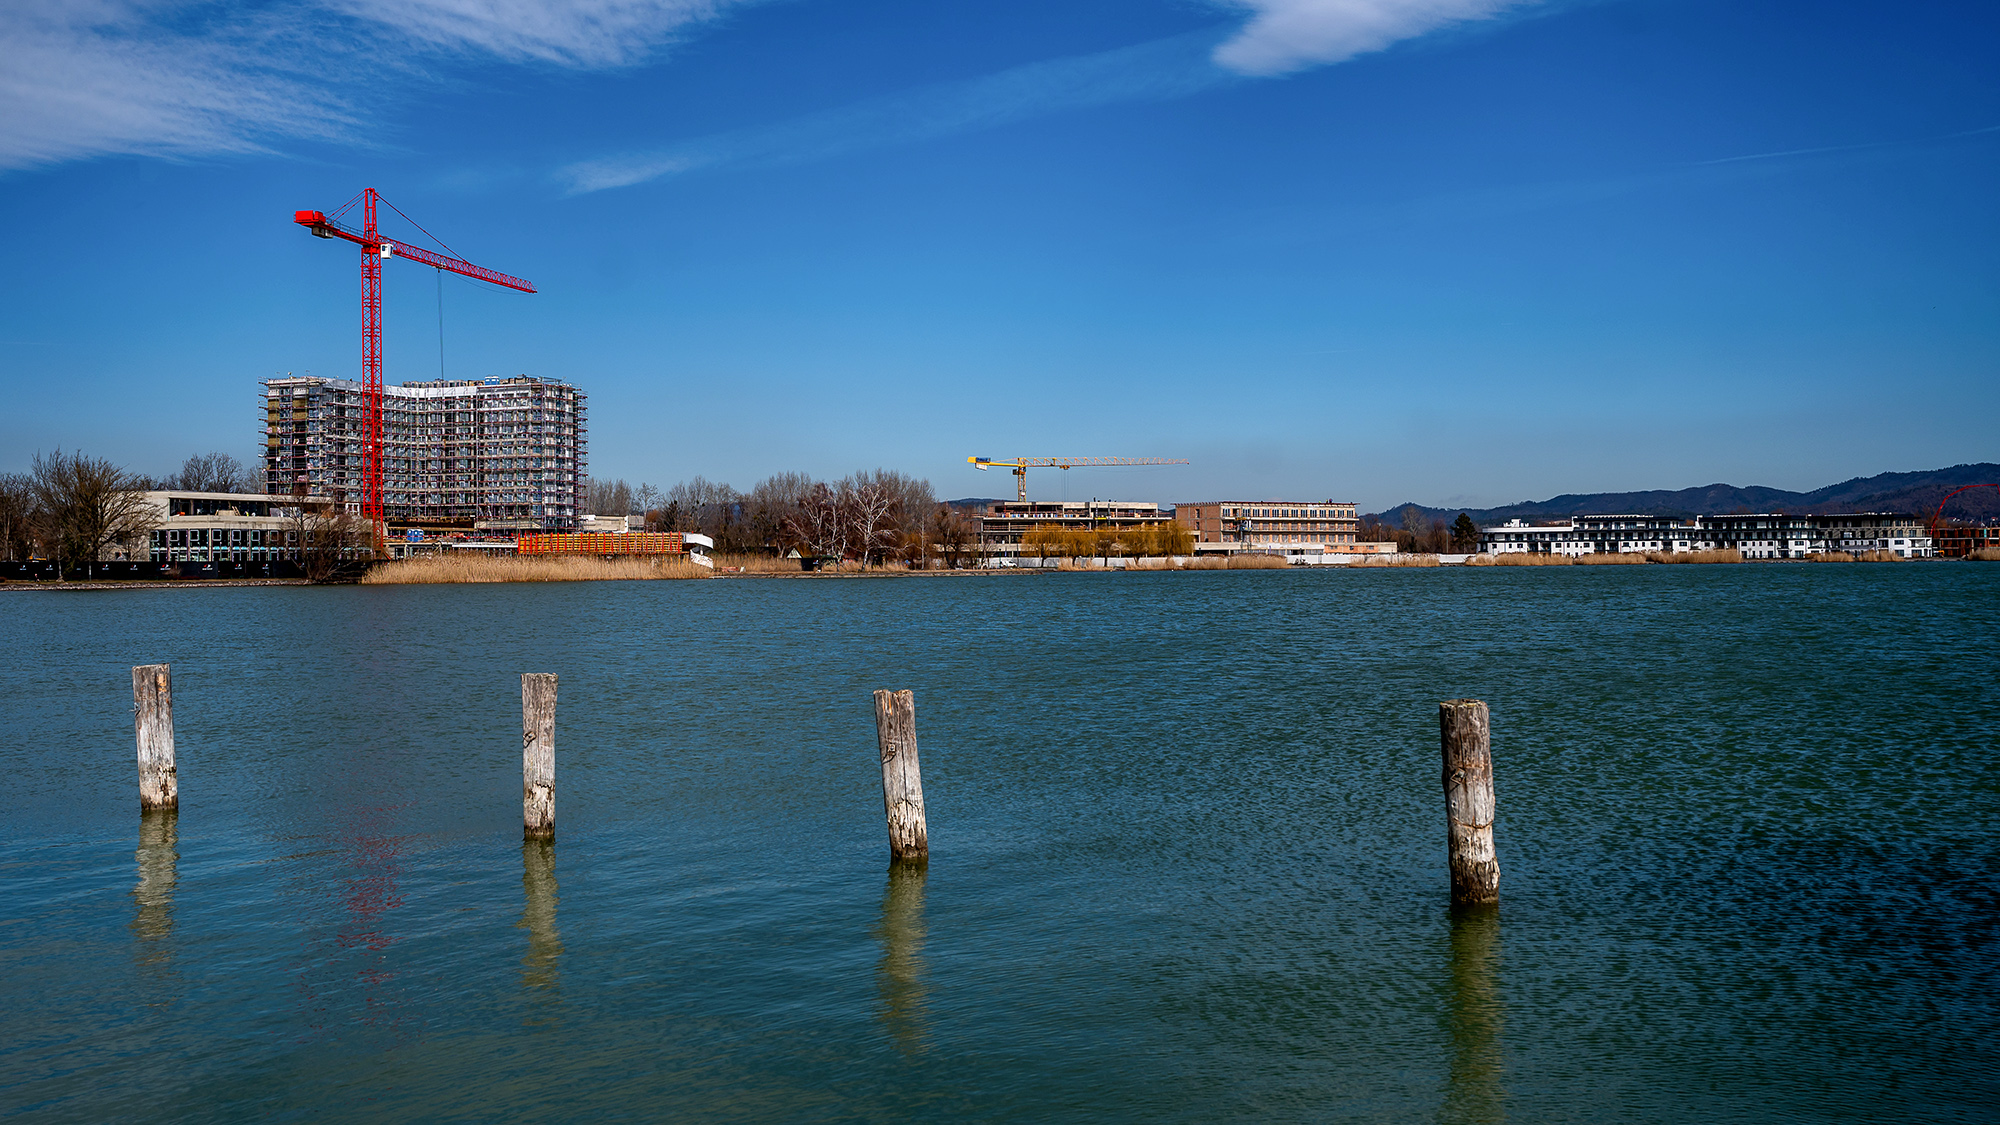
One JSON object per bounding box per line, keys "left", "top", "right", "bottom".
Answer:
{"left": 1930, "top": 483, "right": 2000, "bottom": 557}
{"left": 294, "top": 189, "right": 535, "bottom": 551}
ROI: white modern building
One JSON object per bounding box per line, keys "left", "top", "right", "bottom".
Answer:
{"left": 1480, "top": 513, "right": 1932, "bottom": 559}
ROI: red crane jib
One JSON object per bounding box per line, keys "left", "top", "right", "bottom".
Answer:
{"left": 292, "top": 210, "right": 535, "bottom": 293}
{"left": 292, "top": 190, "right": 536, "bottom": 556}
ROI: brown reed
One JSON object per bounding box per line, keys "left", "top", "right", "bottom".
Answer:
{"left": 1464, "top": 551, "right": 1575, "bottom": 566}
{"left": 1644, "top": 549, "right": 1743, "bottom": 564}
{"left": 1351, "top": 554, "right": 1441, "bottom": 568}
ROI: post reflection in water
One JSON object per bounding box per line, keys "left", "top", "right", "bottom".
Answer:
{"left": 132, "top": 810, "right": 178, "bottom": 971}
{"left": 1441, "top": 906, "right": 1506, "bottom": 1125}
{"left": 873, "top": 862, "right": 930, "bottom": 1055}
{"left": 520, "top": 839, "right": 563, "bottom": 996}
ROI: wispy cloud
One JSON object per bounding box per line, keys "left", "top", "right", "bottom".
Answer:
{"left": 561, "top": 31, "right": 1236, "bottom": 193}
{"left": 0, "top": 2, "right": 347, "bottom": 169}
{"left": 331, "top": 0, "right": 732, "bottom": 67}
{"left": 1692, "top": 123, "right": 2000, "bottom": 167}
{"left": 1211, "top": 0, "right": 1524, "bottom": 76}
{"left": 1, "top": 0, "right": 1531, "bottom": 178}
{"left": 0, "top": 0, "right": 747, "bottom": 172}
{"left": 563, "top": 1, "right": 1537, "bottom": 193}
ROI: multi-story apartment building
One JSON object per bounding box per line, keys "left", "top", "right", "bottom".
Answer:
{"left": 1481, "top": 513, "right": 1933, "bottom": 559}
{"left": 1174, "top": 500, "right": 1360, "bottom": 550}
{"left": 977, "top": 500, "right": 1179, "bottom": 561}
{"left": 262, "top": 375, "right": 587, "bottom": 529}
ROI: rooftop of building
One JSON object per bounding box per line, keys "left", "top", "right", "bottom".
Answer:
{"left": 985, "top": 500, "right": 1165, "bottom": 511}
{"left": 1176, "top": 499, "right": 1355, "bottom": 506}
{"left": 262, "top": 374, "right": 579, "bottom": 391}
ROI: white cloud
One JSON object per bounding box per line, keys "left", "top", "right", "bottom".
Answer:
{"left": 0, "top": 0, "right": 746, "bottom": 172}
{"left": 330, "top": 0, "right": 733, "bottom": 67}
{"left": 1212, "top": 0, "right": 1518, "bottom": 76}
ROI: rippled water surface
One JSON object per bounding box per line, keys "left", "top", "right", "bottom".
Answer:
{"left": 3, "top": 565, "right": 1996, "bottom": 1122}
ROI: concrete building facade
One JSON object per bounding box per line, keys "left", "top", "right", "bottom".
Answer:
{"left": 262, "top": 375, "right": 587, "bottom": 529}
{"left": 1174, "top": 500, "right": 1360, "bottom": 552}
{"left": 128, "top": 490, "right": 334, "bottom": 563}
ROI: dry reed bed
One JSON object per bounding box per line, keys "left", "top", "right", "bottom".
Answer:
{"left": 363, "top": 555, "right": 712, "bottom": 584}
{"left": 1970, "top": 548, "right": 2000, "bottom": 562}
{"left": 1102, "top": 555, "right": 1287, "bottom": 570}
{"left": 1167, "top": 555, "right": 1288, "bottom": 570}
{"left": 1352, "top": 554, "right": 1441, "bottom": 567}
{"left": 1465, "top": 547, "right": 1925, "bottom": 567}
{"left": 710, "top": 553, "right": 812, "bottom": 573}
{"left": 1465, "top": 551, "right": 1647, "bottom": 566}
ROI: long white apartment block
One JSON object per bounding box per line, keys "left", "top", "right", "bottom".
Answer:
{"left": 1480, "top": 513, "right": 1933, "bottom": 559}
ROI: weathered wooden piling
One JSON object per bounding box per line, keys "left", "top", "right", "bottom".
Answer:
{"left": 522, "top": 673, "right": 557, "bottom": 840}
{"left": 873, "top": 689, "right": 928, "bottom": 862}
{"left": 1440, "top": 699, "right": 1499, "bottom": 905}
{"left": 133, "top": 664, "right": 177, "bottom": 812}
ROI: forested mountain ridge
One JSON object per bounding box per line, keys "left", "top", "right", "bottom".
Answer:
{"left": 1370, "top": 463, "right": 2000, "bottom": 526}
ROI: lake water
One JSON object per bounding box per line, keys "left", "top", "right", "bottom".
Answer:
{"left": 3, "top": 565, "right": 1996, "bottom": 1122}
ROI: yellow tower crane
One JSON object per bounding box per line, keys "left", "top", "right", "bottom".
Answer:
{"left": 968, "top": 456, "right": 1191, "bottom": 502}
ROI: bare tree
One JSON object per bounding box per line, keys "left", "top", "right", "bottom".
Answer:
{"left": 28, "top": 450, "right": 159, "bottom": 578}
{"left": 746, "top": 472, "right": 814, "bottom": 553}
{"left": 838, "top": 469, "right": 934, "bottom": 567}
{"left": 841, "top": 473, "right": 899, "bottom": 567}
{"left": 169, "top": 451, "right": 255, "bottom": 493}
{"left": 284, "top": 502, "right": 365, "bottom": 583}
{"left": 584, "top": 477, "right": 634, "bottom": 517}
{"left": 665, "top": 476, "right": 752, "bottom": 548}
{"left": 0, "top": 473, "right": 39, "bottom": 561}
{"left": 785, "top": 482, "right": 848, "bottom": 564}
{"left": 931, "top": 504, "right": 975, "bottom": 569}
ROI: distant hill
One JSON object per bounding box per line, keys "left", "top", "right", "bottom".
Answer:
{"left": 1368, "top": 463, "right": 2000, "bottom": 526}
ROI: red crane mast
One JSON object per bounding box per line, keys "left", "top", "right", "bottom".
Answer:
{"left": 293, "top": 189, "right": 535, "bottom": 552}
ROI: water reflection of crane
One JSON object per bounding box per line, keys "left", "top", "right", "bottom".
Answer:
{"left": 968, "top": 456, "right": 1190, "bottom": 502}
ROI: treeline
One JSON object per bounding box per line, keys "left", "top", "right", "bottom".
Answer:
{"left": 1021, "top": 523, "right": 1193, "bottom": 562}
{"left": 584, "top": 470, "right": 981, "bottom": 566}
{"left": 1, "top": 450, "right": 159, "bottom": 574}
{"left": 1357, "top": 507, "right": 1481, "bottom": 553}
{"left": 151, "top": 451, "right": 260, "bottom": 493}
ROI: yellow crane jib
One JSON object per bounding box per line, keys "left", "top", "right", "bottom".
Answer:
{"left": 968, "top": 456, "right": 1191, "bottom": 502}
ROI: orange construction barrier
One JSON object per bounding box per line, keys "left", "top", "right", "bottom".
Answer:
{"left": 517, "top": 532, "right": 687, "bottom": 556}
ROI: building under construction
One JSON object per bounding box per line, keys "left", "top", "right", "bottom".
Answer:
{"left": 262, "top": 375, "right": 586, "bottom": 529}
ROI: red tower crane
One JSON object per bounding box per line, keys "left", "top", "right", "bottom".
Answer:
{"left": 293, "top": 189, "right": 536, "bottom": 552}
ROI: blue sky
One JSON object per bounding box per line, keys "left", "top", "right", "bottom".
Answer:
{"left": 2, "top": 0, "right": 1994, "bottom": 510}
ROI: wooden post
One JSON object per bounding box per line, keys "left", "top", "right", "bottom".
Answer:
{"left": 873, "top": 689, "right": 928, "bottom": 862}
{"left": 1440, "top": 699, "right": 1498, "bottom": 905}
{"left": 522, "top": 673, "right": 556, "bottom": 840}
{"left": 133, "top": 664, "right": 177, "bottom": 812}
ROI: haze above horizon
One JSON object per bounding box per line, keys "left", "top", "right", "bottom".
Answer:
{"left": 1, "top": 0, "right": 1994, "bottom": 512}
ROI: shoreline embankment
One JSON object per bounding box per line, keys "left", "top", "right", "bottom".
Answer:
{"left": 4, "top": 547, "right": 1983, "bottom": 590}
